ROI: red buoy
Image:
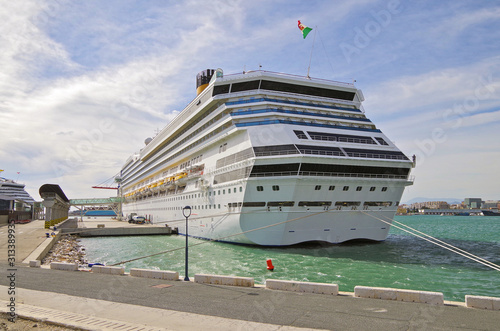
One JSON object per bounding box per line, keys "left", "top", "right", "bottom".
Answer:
{"left": 266, "top": 259, "right": 275, "bottom": 271}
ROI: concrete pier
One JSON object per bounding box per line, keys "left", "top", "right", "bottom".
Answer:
{"left": 59, "top": 216, "right": 173, "bottom": 237}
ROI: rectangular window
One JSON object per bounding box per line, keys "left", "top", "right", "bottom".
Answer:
{"left": 329, "top": 186, "right": 335, "bottom": 191}
{"left": 257, "top": 186, "right": 264, "bottom": 191}
{"left": 356, "top": 186, "right": 362, "bottom": 191}
{"left": 363, "top": 201, "right": 392, "bottom": 207}
{"left": 294, "top": 130, "right": 308, "bottom": 139}
{"left": 272, "top": 185, "right": 280, "bottom": 191}
{"left": 242, "top": 201, "right": 266, "bottom": 207}
{"left": 370, "top": 187, "right": 376, "bottom": 191}
{"left": 315, "top": 185, "right": 321, "bottom": 190}
{"left": 343, "top": 186, "right": 349, "bottom": 191}
{"left": 382, "top": 187, "right": 388, "bottom": 192}
{"left": 298, "top": 201, "right": 332, "bottom": 207}
{"left": 335, "top": 201, "right": 361, "bottom": 206}
{"left": 267, "top": 201, "right": 295, "bottom": 207}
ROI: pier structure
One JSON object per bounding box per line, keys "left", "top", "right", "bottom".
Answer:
{"left": 70, "top": 197, "right": 123, "bottom": 221}
{"left": 39, "top": 184, "right": 70, "bottom": 228}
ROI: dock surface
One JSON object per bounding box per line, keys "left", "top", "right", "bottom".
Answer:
{"left": 1, "top": 220, "right": 500, "bottom": 330}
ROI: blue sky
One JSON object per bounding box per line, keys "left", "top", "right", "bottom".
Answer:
{"left": 1, "top": 0, "right": 499, "bottom": 203}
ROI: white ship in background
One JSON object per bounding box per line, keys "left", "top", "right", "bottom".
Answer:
{"left": 120, "top": 69, "right": 414, "bottom": 246}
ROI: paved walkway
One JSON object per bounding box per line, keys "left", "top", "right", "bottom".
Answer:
{"left": 1, "top": 264, "right": 500, "bottom": 330}
{"left": 1, "top": 220, "right": 500, "bottom": 330}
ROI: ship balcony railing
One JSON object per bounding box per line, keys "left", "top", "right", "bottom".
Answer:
{"left": 249, "top": 171, "right": 410, "bottom": 180}
{"left": 299, "top": 171, "right": 409, "bottom": 180}
{"left": 254, "top": 150, "right": 299, "bottom": 157}
{"left": 298, "top": 149, "right": 344, "bottom": 156}
{"left": 345, "top": 152, "right": 407, "bottom": 160}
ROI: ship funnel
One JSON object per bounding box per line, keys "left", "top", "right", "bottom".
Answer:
{"left": 196, "top": 69, "right": 215, "bottom": 95}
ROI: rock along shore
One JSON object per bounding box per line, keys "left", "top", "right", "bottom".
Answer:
{"left": 41, "top": 234, "right": 86, "bottom": 266}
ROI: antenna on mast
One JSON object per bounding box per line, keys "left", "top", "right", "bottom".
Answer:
{"left": 306, "top": 26, "right": 318, "bottom": 79}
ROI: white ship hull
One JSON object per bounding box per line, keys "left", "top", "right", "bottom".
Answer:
{"left": 120, "top": 69, "right": 414, "bottom": 246}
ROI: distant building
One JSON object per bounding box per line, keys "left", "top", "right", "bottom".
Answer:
{"left": 410, "top": 201, "right": 449, "bottom": 210}
{"left": 483, "top": 200, "right": 500, "bottom": 209}
{"left": 464, "top": 198, "right": 483, "bottom": 209}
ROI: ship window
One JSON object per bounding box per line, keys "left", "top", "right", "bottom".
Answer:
{"left": 370, "top": 187, "right": 376, "bottom": 191}
{"left": 375, "top": 137, "right": 389, "bottom": 145}
{"left": 231, "top": 80, "right": 260, "bottom": 93}
{"left": 228, "top": 189, "right": 231, "bottom": 194}
{"left": 234, "top": 188, "right": 236, "bottom": 193}
{"left": 218, "top": 190, "right": 221, "bottom": 195}
{"left": 272, "top": 185, "right": 280, "bottom": 191}
{"left": 257, "top": 186, "right": 264, "bottom": 191}
{"left": 223, "top": 189, "right": 225, "bottom": 194}
{"left": 329, "top": 186, "right": 335, "bottom": 191}
{"left": 294, "top": 130, "right": 308, "bottom": 139}
{"left": 335, "top": 201, "right": 361, "bottom": 206}
{"left": 260, "top": 80, "right": 355, "bottom": 101}
{"left": 356, "top": 186, "right": 362, "bottom": 191}
{"left": 267, "top": 201, "right": 295, "bottom": 207}
{"left": 213, "top": 84, "right": 230, "bottom": 96}
{"left": 242, "top": 201, "right": 266, "bottom": 207}
{"left": 364, "top": 201, "right": 392, "bottom": 207}
{"left": 298, "top": 201, "right": 332, "bottom": 207}
{"left": 315, "top": 185, "right": 321, "bottom": 190}
{"left": 218, "top": 204, "right": 220, "bottom": 209}
{"left": 343, "top": 186, "right": 349, "bottom": 191}
{"left": 382, "top": 187, "right": 388, "bottom": 192}
{"left": 239, "top": 187, "right": 242, "bottom": 192}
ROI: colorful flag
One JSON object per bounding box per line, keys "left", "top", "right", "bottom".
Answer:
{"left": 298, "top": 20, "right": 313, "bottom": 39}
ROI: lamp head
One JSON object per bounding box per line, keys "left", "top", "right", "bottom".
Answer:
{"left": 182, "top": 205, "right": 192, "bottom": 218}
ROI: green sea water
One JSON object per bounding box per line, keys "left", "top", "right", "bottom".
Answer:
{"left": 79, "top": 215, "right": 500, "bottom": 302}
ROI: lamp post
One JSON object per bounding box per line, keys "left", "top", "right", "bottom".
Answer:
{"left": 182, "top": 206, "right": 192, "bottom": 281}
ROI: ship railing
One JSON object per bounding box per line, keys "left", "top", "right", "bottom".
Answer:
{"left": 254, "top": 150, "right": 299, "bottom": 157}
{"left": 249, "top": 171, "right": 409, "bottom": 180}
{"left": 297, "top": 149, "right": 344, "bottom": 156}
{"left": 299, "top": 171, "right": 408, "bottom": 179}
{"left": 345, "top": 152, "right": 407, "bottom": 160}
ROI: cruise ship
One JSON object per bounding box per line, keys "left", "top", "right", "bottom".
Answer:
{"left": 0, "top": 175, "right": 35, "bottom": 224}
{"left": 120, "top": 69, "right": 414, "bottom": 246}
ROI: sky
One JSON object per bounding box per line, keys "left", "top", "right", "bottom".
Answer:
{"left": 0, "top": 0, "right": 499, "bottom": 204}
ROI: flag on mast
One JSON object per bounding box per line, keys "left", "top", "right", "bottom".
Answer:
{"left": 298, "top": 20, "right": 313, "bottom": 39}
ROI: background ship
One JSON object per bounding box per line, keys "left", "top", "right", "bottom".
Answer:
{"left": 120, "top": 69, "right": 414, "bottom": 245}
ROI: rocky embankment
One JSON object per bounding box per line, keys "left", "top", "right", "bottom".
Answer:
{"left": 42, "top": 234, "right": 86, "bottom": 266}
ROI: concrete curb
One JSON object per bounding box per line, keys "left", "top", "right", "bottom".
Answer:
{"left": 354, "top": 286, "right": 444, "bottom": 305}
{"left": 50, "top": 262, "right": 78, "bottom": 271}
{"left": 194, "top": 274, "right": 254, "bottom": 287}
{"left": 465, "top": 295, "right": 500, "bottom": 310}
{"left": 266, "top": 279, "right": 339, "bottom": 295}
{"left": 91, "top": 265, "right": 125, "bottom": 275}
{"left": 130, "top": 268, "right": 179, "bottom": 280}
{"left": 22, "top": 232, "right": 62, "bottom": 264}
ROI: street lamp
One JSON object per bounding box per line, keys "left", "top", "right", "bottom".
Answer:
{"left": 182, "top": 206, "right": 192, "bottom": 281}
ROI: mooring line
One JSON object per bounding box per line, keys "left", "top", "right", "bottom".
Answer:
{"left": 360, "top": 211, "right": 500, "bottom": 271}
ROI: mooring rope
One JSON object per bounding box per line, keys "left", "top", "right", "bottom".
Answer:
{"left": 109, "top": 209, "right": 330, "bottom": 266}
{"left": 77, "top": 207, "right": 499, "bottom": 272}
{"left": 360, "top": 211, "right": 500, "bottom": 272}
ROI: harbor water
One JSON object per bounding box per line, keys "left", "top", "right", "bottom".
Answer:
{"left": 79, "top": 215, "right": 500, "bottom": 302}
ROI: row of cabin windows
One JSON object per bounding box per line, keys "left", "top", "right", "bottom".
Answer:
{"left": 162, "top": 186, "right": 243, "bottom": 202}
{"left": 257, "top": 185, "right": 388, "bottom": 192}
{"left": 156, "top": 200, "right": 395, "bottom": 211}
{"left": 236, "top": 201, "right": 395, "bottom": 208}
